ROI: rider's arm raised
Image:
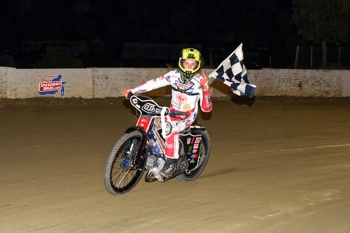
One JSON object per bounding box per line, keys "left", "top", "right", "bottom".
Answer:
{"left": 199, "top": 73, "right": 212, "bottom": 112}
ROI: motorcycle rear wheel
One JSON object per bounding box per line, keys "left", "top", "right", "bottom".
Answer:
{"left": 176, "top": 130, "right": 210, "bottom": 182}
{"left": 104, "top": 131, "right": 145, "bottom": 195}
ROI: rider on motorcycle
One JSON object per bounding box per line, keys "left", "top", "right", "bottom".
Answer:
{"left": 123, "top": 48, "right": 212, "bottom": 177}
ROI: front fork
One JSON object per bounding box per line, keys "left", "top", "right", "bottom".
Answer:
{"left": 125, "top": 126, "right": 148, "bottom": 167}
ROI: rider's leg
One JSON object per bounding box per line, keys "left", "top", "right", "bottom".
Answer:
{"left": 165, "top": 131, "right": 179, "bottom": 159}
{"left": 160, "top": 131, "right": 179, "bottom": 177}
{"left": 161, "top": 115, "right": 194, "bottom": 177}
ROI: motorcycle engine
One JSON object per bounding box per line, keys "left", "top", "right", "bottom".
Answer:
{"left": 145, "top": 154, "right": 165, "bottom": 182}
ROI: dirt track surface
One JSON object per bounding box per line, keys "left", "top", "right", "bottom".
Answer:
{"left": 1, "top": 96, "right": 350, "bottom": 233}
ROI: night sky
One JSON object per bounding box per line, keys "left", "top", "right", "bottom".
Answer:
{"left": 0, "top": 0, "right": 296, "bottom": 68}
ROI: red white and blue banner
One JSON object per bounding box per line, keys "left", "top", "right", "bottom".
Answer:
{"left": 38, "top": 74, "right": 66, "bottom": 97}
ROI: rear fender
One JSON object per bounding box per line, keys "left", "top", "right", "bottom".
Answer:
{"left": 189, "top": 124, "right": 206, "bottom": 135}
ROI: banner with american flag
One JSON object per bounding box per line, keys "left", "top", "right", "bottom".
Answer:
{"left": 209, "top": 43, "right": 256, "bottom": 98}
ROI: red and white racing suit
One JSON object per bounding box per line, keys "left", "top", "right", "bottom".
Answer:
{"left": 128, "top": 70, "right": 212, "bottom": 159}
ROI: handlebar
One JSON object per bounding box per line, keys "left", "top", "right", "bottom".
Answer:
{"left": 128, "top": 92, "right": 188, "bottom": 117}
{"left": 127, "top": 92, "right": 134, "bottom": 99}
{"left": 127, "top": 92, "right": 189, "bottom": 139}
{"left": 168, "top": 110, "right": 188, "bottom": 117}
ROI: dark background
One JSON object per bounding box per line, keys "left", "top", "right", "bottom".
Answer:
{"left": 0, "top": 0, "right": 331, "bottom": 69}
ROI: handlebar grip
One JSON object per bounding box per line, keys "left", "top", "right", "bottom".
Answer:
{"left": 127, "top": 92, "right": 134, "bottom": 99}
{"left": 169, "top": 111, "right": 188, "bottom": 117}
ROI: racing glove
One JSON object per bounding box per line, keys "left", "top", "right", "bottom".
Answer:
{"left": 122, "top": 89, "right": 132, "bottom": 98}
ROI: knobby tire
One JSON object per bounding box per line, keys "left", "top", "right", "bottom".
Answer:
{"left": 104, "top": 131, "right": 145, "bottom": 195}
{"left": 176, "top": 130, "right": 210, "bottom": 182}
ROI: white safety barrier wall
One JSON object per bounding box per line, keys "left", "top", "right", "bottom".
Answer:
{"left": 0, "top": 67, "right": 349, "bottom": 98}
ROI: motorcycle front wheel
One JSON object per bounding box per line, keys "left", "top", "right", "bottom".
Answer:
{"left": 104, "top": 131, "right": 145, "bottom": 195}
{"left": 176, "top": 130, "right": 210, "bottom": 182}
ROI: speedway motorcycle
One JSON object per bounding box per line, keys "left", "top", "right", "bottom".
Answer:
{"left": 104, "top": 93, "right": 210, "bottom": 195}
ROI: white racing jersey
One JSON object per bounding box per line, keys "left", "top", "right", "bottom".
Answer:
{"left": 129, "top": 70, "right": 212, "bottom": 114}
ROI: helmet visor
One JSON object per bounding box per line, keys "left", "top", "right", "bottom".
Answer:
{"left": 179, "top": 59, "right": 200, "bottom": 74}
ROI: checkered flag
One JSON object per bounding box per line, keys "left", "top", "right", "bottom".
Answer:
{"left": 209, "top": 43, "right": 256, "bottom": 98}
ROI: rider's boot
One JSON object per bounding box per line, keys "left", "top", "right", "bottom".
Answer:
{"left": 162, "top": 132, "right": 180, "bottom": 178}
